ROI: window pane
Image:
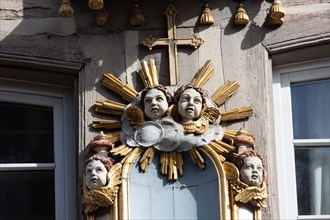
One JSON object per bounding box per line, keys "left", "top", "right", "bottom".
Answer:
{"left": 295, "top": 147, "right": 330, "bottom": 215}
{"left": 291, "top": 79, "right": 330, "bottom": 139}
{"left": 0, "top": 171, "right": 55, "bottom": 220}
{"left": 0, "top": 102, "right": 54, "bottom": 163}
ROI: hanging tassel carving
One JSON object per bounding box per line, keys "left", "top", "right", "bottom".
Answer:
{"left": 130, "top": 1, "right": 145, "bottom": 26}
{"left": 268, "top": 0, "right": 285, "bottom": 25}
{"left": 96, "top": 9, "right": 108, "bottom": 26}
{"left": 234, "top": 4, "right": 249, "bottom": 25}
{"left": 199, "top": 0, "right": 214, "bottom": 25}
{"left": 59, "top": 0, "right": 74, "bottom": 18}
{"left": 89, "top": 0, "right": 104, "bottom": 10}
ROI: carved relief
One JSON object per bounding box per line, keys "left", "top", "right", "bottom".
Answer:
{"left": 85, "top": 57, "right": 268, "bottom": 219}
{"left": 84, "top": 6, "right": 268, "bottom": 219}
{"left": 83, "top": 132, "right": 122, "bottom": 217}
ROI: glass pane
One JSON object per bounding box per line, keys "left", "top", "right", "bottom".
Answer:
{"left": 0, "top": 102, "right": 54, "bottom": 163}
{"left": 291, "top": 79, "right": 330, "bottom": 139}
{"left": 295, "top": 147, "right": 330, "bottom": 215}
{"left": 0, "top": 171, "right": 55, "bottom": 220}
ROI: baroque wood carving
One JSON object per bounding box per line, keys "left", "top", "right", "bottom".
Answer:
{"left": 83, "top": 4, "right": 268, "bottom": 220}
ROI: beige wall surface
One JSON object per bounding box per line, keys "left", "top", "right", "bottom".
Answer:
{"left": 1, "top": 0, "right": 329, "bottom": 219}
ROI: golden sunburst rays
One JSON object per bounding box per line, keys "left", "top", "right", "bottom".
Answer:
{"left": 139, "top": 147, "right": 155, "bottom": 172}
{"left": 160, "top": 151, "right": 184, "bottom": 180}
{"left": 189, "top": 148, "right": 206, "bottom": 170}
{"left": 211, "top": 80, "right": 240, "bottom": 106}
{"left": 220, "top": 106, "right": 253, "bottom": 122}
{"left": 189, "top": 60, "right": 253, "bottom": 123}
{"left": 91, "top": 58, "right": 255, "bottom": 180}
{"left": 94, "top": 100, "right": 126, "bottom": 115}
{"left": 140, "top": 59, "right": 159, "bottom": 86}
{"left": 186, "top": 60, "right": 254, "bottom": 170}
{"left": 102, "top": 73, "right": 138, "bottom": 102}
{"left": 92, "top": 73, "right": 138, "bottom": 148}
{"left": 191, "top": 60, "right": 215, "bottom": 87}
{"left": 110, "top": 144, "right": 133, "bottom": 157}
{"left": 92, "top": 119, "right": 122, "bottom": 130}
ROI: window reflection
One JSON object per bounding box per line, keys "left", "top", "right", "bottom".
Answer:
{"left": 291, "top": 79, "right": 330, "bottom": 139}
{"left": 0, "top": 102, "right": 54, "bottom": 163}
{"left": 295, "top": 147, "right": 330, "bottom": 215}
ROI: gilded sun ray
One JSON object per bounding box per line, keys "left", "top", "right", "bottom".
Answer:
{"left": 92, "top": 59, "right": 254, "bottom": 180}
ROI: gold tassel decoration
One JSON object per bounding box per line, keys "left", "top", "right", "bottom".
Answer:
{"left": 270, "top": 0, "right": 285, "bottom": 20}
{"left": 59, "top": 0, "right": 74, "bottom": 18}
{"left": 130, "top": 1, "right": 145, "bottom": 26}
{"left": 96, "top": 9, "right": 108, "bottom": 26}
{"left": 199, "top": 1, "right": 214, "bottom": 25}
{"left": 89, "top": 0, "right": 104, "bottom": 10}
{"left": 234, "top": 4, "right": 249, "bottom": 25}
{"left": 268, "top": 0, "right": 285, "bottom": 25}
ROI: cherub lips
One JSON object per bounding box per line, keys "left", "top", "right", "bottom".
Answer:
{"left": 90, "top": 177, "right": 98, "bottom": 182}
{"left": 151, "top": 107, "right": 159, "bottom": 112}
{"left": 185, "top": 107, "right": 194, "bottom": 112}
{"left": 251, "top": 174, "right": 259, "bottom": 179}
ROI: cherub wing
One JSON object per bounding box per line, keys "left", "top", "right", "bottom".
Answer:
{"left": 235, "top": 185, "right": 268, "bottom": 208}
{"left": 125, "top": 106, "right": 144, "bottom": 129}
{"left": 223, "top": 161, "right": 240, "bottom": 180}
{"left": 83, "top": 175, "right": 113, "bottom": 213}
{"left": 107, "top": 162, "right": 123, "bottom": 189}
{"left": 84, "top": 190, "right": 114, "bottom": 213}
{"left": 202, "top": 106, "right": 220, "bottom": 123}
{"left": 223, "top": 162, "right": 250, "bottom": 193}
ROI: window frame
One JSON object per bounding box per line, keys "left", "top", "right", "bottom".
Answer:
{"left": 273, "top": 59, "right": 330, "bottom": 220}
{"left": 0, "top": 79, "right": 76, "bottom": 220}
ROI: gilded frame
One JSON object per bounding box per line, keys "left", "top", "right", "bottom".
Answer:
{"left": 117, "top": 146, "right": 229, "bottom": 220}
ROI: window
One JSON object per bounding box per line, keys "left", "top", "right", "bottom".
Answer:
{"left": 0, "top": 79, "right": 76, "bottom": 220}
{"left": 273, "top": 59, "right": 330, "bottom": 220}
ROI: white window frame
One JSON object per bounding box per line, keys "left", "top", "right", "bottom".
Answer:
{"left": 0, "top": 79, "right": 76, "bottom": 220}
{"left": 273, "top": 59, "right": 330, "bottom": 220}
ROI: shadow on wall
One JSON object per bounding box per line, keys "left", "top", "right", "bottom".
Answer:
{"left": 0, "top": 0, "right": 275, "bottom": 90}
{"left": 0, "top": 0, "right": 86, "bottom": 64}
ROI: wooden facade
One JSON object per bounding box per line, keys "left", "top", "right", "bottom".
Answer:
{"left": 1, "top": 0, "right": 329, "bottom": 219}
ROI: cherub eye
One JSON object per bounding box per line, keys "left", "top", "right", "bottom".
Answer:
{"left": 156, "top": 96, "right": 164, "bottom": 101}
{"left": 194, "top": 98, "right": 202, "bottom": 103}
{"left": 144, "top": 98, "right": 151, "bottom": 103}
{"left": 86, "top": 169, "right": 92, "bottom": 173}
{"left": 245, "top": 164, "right": 253, "bottom": 169}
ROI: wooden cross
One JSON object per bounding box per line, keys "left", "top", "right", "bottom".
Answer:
{"left": 141, "top": 4, "right": 204, "bottom": 86}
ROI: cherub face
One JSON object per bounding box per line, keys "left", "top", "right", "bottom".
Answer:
{"left": 86, "top": 160, "right": 108, "bottom": 190}
{"left": 240, "top": 156, "right": 263, "bottom": 187}
{"left": 177, "top": 88, "right": 203, "bottom": 123}
{"left": 144, "top": 89, "right": 169, "bottom": 121}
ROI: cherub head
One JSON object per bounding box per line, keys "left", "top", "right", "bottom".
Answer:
{"left": 85, "top": 155, "right": 114, "bottom": 190}
{"left": 173, "top": 84, "right": 207, "bottom": 124}
{"left": 232, "top": 150, "right": 265, "bottom": 187}
{"left": 140, "top": 85, "right": 172, "bottom": 121}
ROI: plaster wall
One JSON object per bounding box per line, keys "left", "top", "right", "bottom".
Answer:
{"left": 1, "top": 0, "right": 329, "bottom": 219}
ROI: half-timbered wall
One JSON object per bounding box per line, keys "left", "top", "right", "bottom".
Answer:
{"left": 1, "top": 0, "right": 329, "bottom": 219}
